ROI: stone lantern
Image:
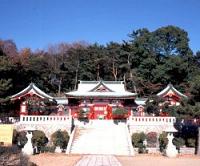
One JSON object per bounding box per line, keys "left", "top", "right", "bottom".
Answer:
{"left": 21, "top": 127, "right": 35, "bottom": 155}
{"left": 164, "top": 126, "right": 178, "bottom": 157}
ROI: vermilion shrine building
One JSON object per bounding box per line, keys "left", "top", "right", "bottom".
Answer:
{"left": 10, "top": 83, "right": 55, "bottom": 116}
{"left": 9, "top": 81, "right": 187, "bottom": 120}
{"left": 66, "top": 81, "right": 137, "bottom": 119}
{"left": 157, "top": 83, "right": 188, "bottom": 106}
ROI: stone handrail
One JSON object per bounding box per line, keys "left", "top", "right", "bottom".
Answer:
{"left": 128, "top": 116, "right": 176, "bottom": 125}
{"left": 20, "top": 115, "right": 71, "bottom": 124}
{"left": 125, "top": 124, "right": 135, "bottom": 156}
{"left": 65, "top": 126, "right": 77, "bottom": 154}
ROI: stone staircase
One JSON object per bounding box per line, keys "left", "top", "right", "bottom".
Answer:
{"left": 69, "top": 120, "right": 133, "bottom": 156}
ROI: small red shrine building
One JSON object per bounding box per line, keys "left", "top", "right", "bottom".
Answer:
{"left": 10, "top": 83, "right": 55, "bottom": 115}
{"left": 157, "top": 83, "right": 188, "bottom": 106}
{"left": 66, "top": 81, "right": 137, "bottom": 119}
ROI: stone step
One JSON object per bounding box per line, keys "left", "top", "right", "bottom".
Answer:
{"left": 70, "top": 122, "right": 132, "bottom": 156}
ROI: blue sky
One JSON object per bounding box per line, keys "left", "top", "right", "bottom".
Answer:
{"left": 0, "top": 0, "right": 199, "bottom": 53}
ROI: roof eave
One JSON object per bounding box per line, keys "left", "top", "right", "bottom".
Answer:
{"left": 157, "top": 84, "right": 187, "bottom": 98}
{"left": 10, "top": 83, "right": 54, "bottom": 100}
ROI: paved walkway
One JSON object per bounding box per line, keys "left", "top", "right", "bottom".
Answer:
{"left": 74, "top": 155, "right": 122, "bottom": 166}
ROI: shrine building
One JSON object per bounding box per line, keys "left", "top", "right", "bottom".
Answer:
{"left": 10, "top": 83, "right": 55, "bottom": 116}
{"left": 66, "top": 81, "right": 137, "bottom": 119}
{"left": 157, "top": 83, "right": 188, "bottom": 106}
{"left": 9, "top": 82, "right": 188, "bottom": 119}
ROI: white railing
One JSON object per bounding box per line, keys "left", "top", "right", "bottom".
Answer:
{"left": 125, "top": 125, "right": 135, "bottom": 156}
{"left": 65, "top": 126, "right": 77, "bottom": 154}
{"left": 128, "top": 116, "right": 176, "bottom": 126}
{"left": 20, "top": 115, "right": 71, "bottom": 124}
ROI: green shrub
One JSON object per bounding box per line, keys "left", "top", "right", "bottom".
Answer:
{"left": 112, "top": 108, "right": 128, "bottom": 119}
{"left": 16, "top": 130, "right": 27, "bottom": 148}
{"left": 137, "top": 143, "right": 147, "bottom": 153}
{"left": 113, "top": 108, "right": 126, "bottom": 115}
{"left": 78, "top": 109, "right": 89, "bottom": 121}
{"left": 12, "top": 129, "right": 18, "bottom": 144}
{"left": 146, "top": 132, "right": 157, "bottom": 147}
{"left": 42, "top": 146, "right": 56, "bottom": 153}
{"left": 132, "top": 132, "right": 147, "bottom": 153}
{"left": 159, "top": 132, "right": 168, "bottom": 152}
{"left": 173, "top": 137, "right": 185, "bottom": 150}
{"left": 32, "top": 130, "right": 48, "bottom": 152}
{"left": 51, "top": 130, "right": 69, "bottom": 149}
{"left": 186, "top": 138, "right": 196, "bottom": 147}
{"left": 132, "top": 132, "right": 146, "bottom": 147}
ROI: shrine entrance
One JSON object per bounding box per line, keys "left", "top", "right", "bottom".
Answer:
{"left": 89, "top": 104, "right": 112, "bottom": 120}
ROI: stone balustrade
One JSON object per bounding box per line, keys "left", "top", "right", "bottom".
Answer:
{"left": 128, "top": 116, "right": 176, "bottom": 134}
{"left": 20, "top": 115, "right": 72, "bottom": 124}
{"left": 128, "top": 116, "right": 176, "bottom": 125}
{"left": 15, "top": 115, "right": 73, "bottom": 139}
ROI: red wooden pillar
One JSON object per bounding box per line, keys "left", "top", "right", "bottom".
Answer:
{"left": 106, "top": 105, "right": 112, "bottom": 119}
{"left": 20, "top": 101, "right": 28, "bottom": 115}
{"left": 89, "top": 105, "right": 95, "bottom": 119}
{"left": 128, "top": 107, "right": 131, "bottom": 117}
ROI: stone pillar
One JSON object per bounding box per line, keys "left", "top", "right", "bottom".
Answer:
{"left": 197, "top": 127, "right": 200, "bottom": 155}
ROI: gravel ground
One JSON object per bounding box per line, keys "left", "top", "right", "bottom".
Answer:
{"left": 117, "top": 154, "right": 200, "bottom": 166}
{"left": 30, "top": 153, "right": 82, "bottom": 166}
{"left": 29, "top": 153, "right": 200, "bottom": 166}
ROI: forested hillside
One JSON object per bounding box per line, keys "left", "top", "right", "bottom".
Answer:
{"left": 1, "top": 25, "right": 200, "bottom": 107}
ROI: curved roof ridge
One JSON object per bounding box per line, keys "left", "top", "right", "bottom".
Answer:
{"left": 79, "top": 80, "right": 123, "bottom": 84}
{"left": 157, "top": 83, "right": 187, "bottom": 98}
{"left": 10, "top": 83, "right": 53, "bottom": 100}
{"left": 89, "top": 80, "right": 114, "bottom": 92}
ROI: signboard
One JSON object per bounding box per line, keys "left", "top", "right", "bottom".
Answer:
{"left": 0, "top": 124, "right": 14, "bottom": 146}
